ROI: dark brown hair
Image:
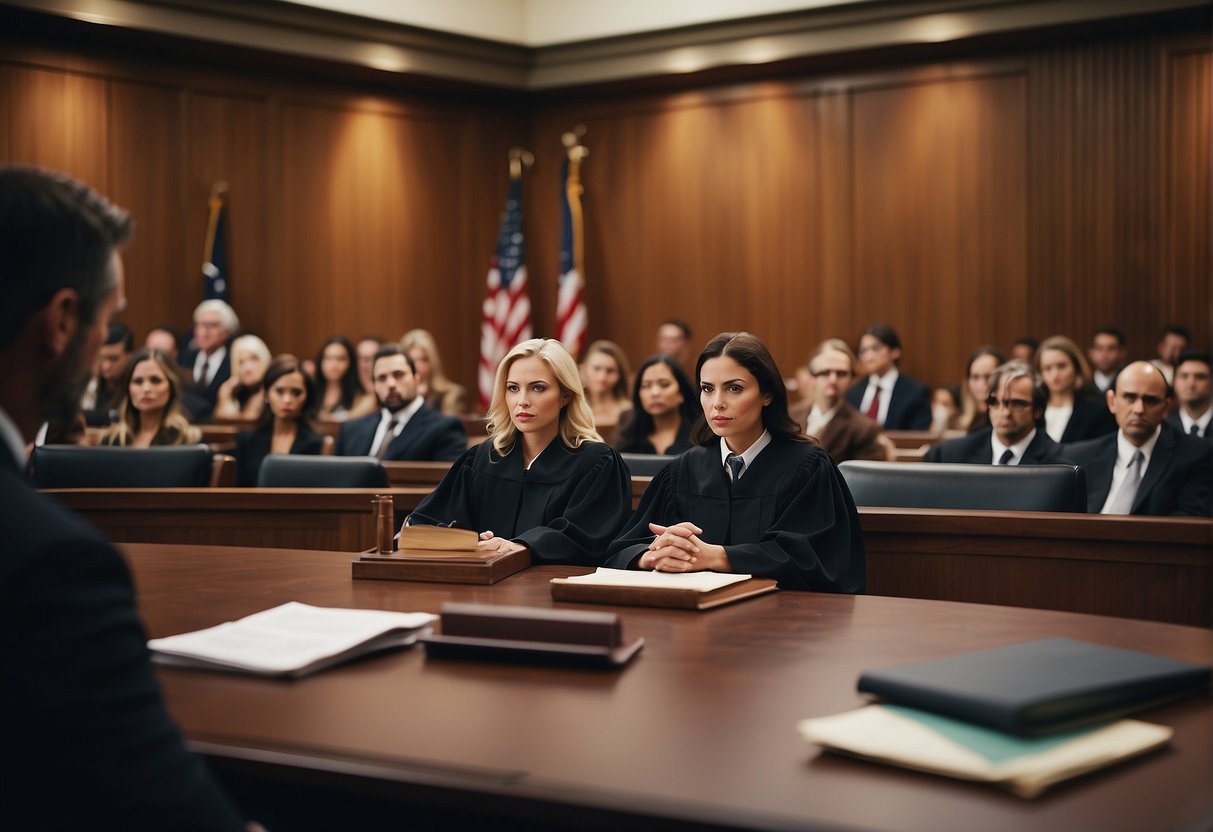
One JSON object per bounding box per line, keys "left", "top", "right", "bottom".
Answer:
{"left": 690, "top": 332, "right": 807, "bottom": 445}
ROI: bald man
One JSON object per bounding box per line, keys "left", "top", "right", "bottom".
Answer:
{"left": 1062, "top": 361, "right": 1212, "bottom": 515}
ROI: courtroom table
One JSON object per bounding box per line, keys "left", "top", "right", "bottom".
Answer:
{"left": 123, "top": 543, "right": 1212, "bottom": 832}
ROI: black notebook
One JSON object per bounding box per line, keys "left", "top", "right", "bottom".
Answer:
{"left": 857, "top": 637, "right": 1211, "bottom": 735}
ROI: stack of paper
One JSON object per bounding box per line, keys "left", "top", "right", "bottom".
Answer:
{"left": 550, "top": 568, "right": 777, "bottom": 610}
{"left": 148, "top": 602, "right": 436, "bottom": 678}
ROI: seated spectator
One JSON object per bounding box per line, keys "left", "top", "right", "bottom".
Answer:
{"left": 1010, "top": 336, "right": 1038, "bottom": 364}
{"left": 315, "top": 335, "right": 375, "bottom": 422}
{"left": 925, "top": 360, "right": 1063, "bottom": 464}
{"left": 180, "top": 299, "right": 238, "bottom": 423}
{"left": 956, "top": 346, "right": 1005, "bottom": 434}
{"left": 1168, "top": 350, "right": 1211, "bottom": 441}
{"left": 615, "top": 354, "right": 698, "bottom": 455}
{"left": 1062, "top": 361, "right": 1212, "bottom": 515}
{"left": 355, "top": 335, "right": 383, "bottom": 398}
{"left": 100, "top": 347, "right": 201, "bottom": 447}
{"left": 234, "top": 355, "right": 324, "bottom": 487}
{"left": 580, "top": 339, "right": 633, "bottom": 431}
{"left": 931, "top": 385, "right": 961, "bottom": 433}
{"left": 81, "top": 322, "right": 133, "bottom": 425}
{"left": 214, "top": 334, "right": 270, "bottom": 421}
{"left": 144, "top": 324, "right": 180, "bottom": 363}
{"left": 400, "top": 328, "right": 469, "bottom": 416}
{"left": 1088, "top": 326, "right": 1127, "bottom": 392}
{"left": 655, "top": 318, "right": 694, "bottom": 371}
{"left": 1036, "top": 335, "right": 1116, "bottom": 443}
{"left": 790, "top": 338, "right": 885, "bottom": 464}
{"left": 846, "top": 323, "right": 932, "bottom": 430}
{"left": 1150, "top": 324, "right": 1190, "bottom": 385}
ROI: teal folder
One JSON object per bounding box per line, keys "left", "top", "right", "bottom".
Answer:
{"left": 857, "top": 637, "right": 1210, "bottom": 735}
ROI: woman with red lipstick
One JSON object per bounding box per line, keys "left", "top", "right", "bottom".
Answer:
{"left": 406, "top": 338, "right": 632, "bottom": 565}
{"left": 234, "top": 354, "right": 325, "bottom": 487}
{"left": 615, "top": 354, "right": 698, "bottom": 455}
{"left": 606, "top": 332, "right": 865, "bottom": 592}
{"left": 101, "top": 347, "right": 201, "bottom": 447}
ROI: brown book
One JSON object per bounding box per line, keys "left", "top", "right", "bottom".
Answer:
{"left": 550, "top": 575, "right": 778, "bottom": 611}
{"left": 397, "top": 524, "right": 479, "bottom": 552}
{"left": 353, "top": 547, "right": 529, "bottom": 585}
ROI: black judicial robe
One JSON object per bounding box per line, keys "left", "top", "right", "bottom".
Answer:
{"left": 604, "top": 436, "right": 866, "bottom": 593}
{"left": 411, "top": 438, "right": 632, "bottom": 566}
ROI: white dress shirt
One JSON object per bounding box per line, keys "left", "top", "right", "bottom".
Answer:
{"left": 719, "top": 430, "right": 772, "bottom": 480}
{"left": 193, "top": 345, "right": 227, "bottom": 387}
{"left": 805, "top": 405, "right": 838, "bottom": 438}
{"left": 1178, "top": 408, "right": 1211, "bottom": 438}
{"left": 858, "top": 369, "right": 899, "bottom": 426}
{"left": 1043, "top": 403, "right": 1072, "bottom": 443}
{"left": 1099, "top": 427, "right": 1161, "bottom": 514}
{"left": 990, "top": 428, "right": 1037, "bottom": 465}
{"left": 368, "top": 396, "right": 423, "bottom": 456}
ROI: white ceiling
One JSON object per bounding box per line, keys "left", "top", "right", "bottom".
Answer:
{"left": 281, "top": 0, "right": 875, "bottom": 46}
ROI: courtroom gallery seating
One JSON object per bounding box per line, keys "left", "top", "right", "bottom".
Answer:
{"left": 255, "top": 454, "right": 390, "bottom": 488}
{"left": 619, "top": 453, "right": 677, "bottom": 477}
{"left": 29, "top": 444, "right": 215, "bottom": 488}
{"left": 839, "top": 460, "right": 1087, "bottom": 512}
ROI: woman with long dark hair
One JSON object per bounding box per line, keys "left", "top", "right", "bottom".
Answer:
{"left": 234, "top": 354, "right": 325, "bottom": 487}
{"left": 315, "top": 335, "right": 375, "bottom": 421}
{"left": 605, "top": 332, "right": 864, "bottom": 592}
{"left": 614, "top": 354, "right": 698, "bottom": 455}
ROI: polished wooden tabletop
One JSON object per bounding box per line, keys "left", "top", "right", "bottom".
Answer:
{"left": 122, "top": 543, "right": 1213, "bottom": 832}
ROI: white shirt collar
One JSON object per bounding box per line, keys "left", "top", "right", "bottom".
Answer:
{"left": 0, "top": 405, "right": 27, "bottom": 468}
{"left": 719, "top": 429, "right": 772, "bottom": 479}
{"left": 871, "top": 368, "right": 900, "bottom": 389}
{"left": 381, "top": 395, "right": 423, "bottom": 434}
{"left": 1117, "top": 425, "right": 1161, "bottom": 467}
{"left": 1180, "top": 408, "right": 1211, "bottom": 435}
{"left": 990, "top": 427, "right": 1036, "bottom": 465}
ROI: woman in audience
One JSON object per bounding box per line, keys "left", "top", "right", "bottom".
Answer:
{"left": 314, "top": 336, "right": 375, "bottom": 422}
{"left": 214, "top": 334, "right": 271, "bottom": 421}
{"left": 605, "top": 332, "right": 864, "bottom": 592}
{"left": 615, "top": 354, "right": 699, "bottom": 455}
{"left": 406, "top": 338, "right": 632, "bottom": 565}
{"left": 234, "top": 354, "right": 325, "bottom": 487}
{"left": 101, "top": 347, "right": 201, "bottom": 447}
{"left": 580, "top": 339, "right": 632, "bottom": 432}
{"left": 956, "top": 345, "right": 1005, "bottom": 433}
{"left": 931, "top": 385, "right": 961, "bottom": 433}
{"left": 1035, "top": 334, "right": 1117, "bottom": 443}
{"left": 400, "top": 328, "right": 468, "bottom": 415}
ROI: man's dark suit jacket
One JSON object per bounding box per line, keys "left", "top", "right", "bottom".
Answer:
{"left": 789, "top": 399, "right": 885, "bottom": 464}
{"left": 179, "top": 345, "right": 231, "bottom": 423}
{"left": 335, "top": 403, "right": 467, "bottom": 461}
{"left": 925, "top": 427, "right": 1063, "bottom": 464}
{"left": 1166, "top": 410, "right": 1213, "bottom": 444}
{"left": 1060, "top": 421, "right": 1213, "bottom": 515}
{"left": 1058, "top": 394, "right": 1118, "bottom": 443}
{"left": 0, "top": 454, "right": 244, "bottom": 830}
{"left": 845, "top": 373, "right": 933, "bottom": 431}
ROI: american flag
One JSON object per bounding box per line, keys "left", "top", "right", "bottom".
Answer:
{"left": 556, "top": 152, "right": 587, "bottom": 358}
{"left": 479, "top": 178, "right": 532, "bottom": 410}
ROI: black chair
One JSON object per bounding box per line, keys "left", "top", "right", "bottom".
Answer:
{"left": 30, "top": 444, "right": 214, "bottom": 488}
{"left": 838, "top": 461, "right": 1087, "bottom": 512}
{"left": 620, "top": 453, "right": 677, "bottom": 477}
{"left": 256, "top": 454, "right": 389, "bottom": 488}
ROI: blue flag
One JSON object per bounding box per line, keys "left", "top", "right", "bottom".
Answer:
{"left": 202, "top": 192, "right": 229, "bottom": 301}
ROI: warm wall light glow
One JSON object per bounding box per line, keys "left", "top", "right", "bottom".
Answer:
{"left": 359, "top": 43, "right": 411, "bottom": 73}
{"left": 664, "top": 47, "right": 710, "bottom": 74}
{"left": 735, "top": 37, "right": 784, "bottom": 65}
{"left": 904, "top": 14, "right": 974, "bottom": 44}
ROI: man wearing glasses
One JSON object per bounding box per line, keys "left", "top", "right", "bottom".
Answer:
{"left": 790, "top": 339, "right": 886, "bottom": 463}
{"left": 1063, "top": 361, "right": 1212, "bottom": 515}
{"left": 925, "top": 360, "right": 1062, "bottom": 465}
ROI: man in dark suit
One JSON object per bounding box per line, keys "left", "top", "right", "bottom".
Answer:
{"left": 1062, "top": 361, "right": 1212, "bottom": 515}
{"left": 1167, "top": 350, "right": 1212, "bottom": 442}
{"left": 179, "top": 299, "right": 238, "bottom": 422}
{"left": 845, "top": 323, "right": 932, "bottom": 430}
{"left": 790, "top": 338, "right": 886, "bottom": 464}
{"left": 1087, "top": 326, "right": 1127, "bottom": 393}
{"left": 926, "top": 360, "right": 1063, "bottom": 464}
{"left": 0, "top": 166, "right": 247, "bottom": 830}
{"left": 336, "top": 343, "right": 466, "bottom": 461}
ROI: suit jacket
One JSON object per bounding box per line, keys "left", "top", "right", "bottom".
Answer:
{"left": 0, "top": 452, "right": 245, "bottom": 830}
{"left": 845, "top": 373, "right": 933, "bottom": 431}
{"left": 925, "top": 427, "right": 1063, "bottom": 464}
{"left": 1166, "top": 410, "right": 1213, "bottom": 444}
{"left": 234, "top": 422, "right": 326, "bottom": 487}
{"left": 1058, "top": 393, "right": 1118, "bottom": 443}
{"left": 790, "top": 399, "right": 885, "bottom": 464}
{"left": 1060, "top": 421, "right": 1213, "bottom": 515}
{"left": 179, "top": 345, "right": 231, "bottom": 423}
{"left": 335, "top": 403, "right": 467, "bottom": 461}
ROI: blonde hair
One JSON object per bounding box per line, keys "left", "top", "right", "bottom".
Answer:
{"left": 400, "top": 329, "right": 451, "bottom": 389}
{"left": 808, "top": 338, "right": 858, "bottom": 375}
{"left": 230, "top": 334, "right": 271, "bottom": 379}
{"left": 102, "top": 347, "right": 201, "bottom": 446}
{"left": 485, "top": 338, "right": 601, "bottom": 456}
{"left": 1036, "top": 335, "right": 1092, "bottom": 392}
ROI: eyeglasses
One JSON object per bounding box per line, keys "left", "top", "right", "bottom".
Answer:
{"left": 1117, "top": 392, "right": 1166, "bottom": 408}
{"left": 986, "top": 396, "right": 1033, "bottom": 412}
{"left": 812, "top": 369, "right": 852, "bottom": 379}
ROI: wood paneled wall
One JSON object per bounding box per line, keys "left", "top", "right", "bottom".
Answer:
{"left": 1, "top": 28, "right": 1208, "bottom": 397}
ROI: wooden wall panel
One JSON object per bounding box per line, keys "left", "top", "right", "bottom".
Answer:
{"left": 1166, "top": 48, "right": 1212, "bottom": 341}
{"left": 107, "top": 80, "right": 185, "bottom": 337}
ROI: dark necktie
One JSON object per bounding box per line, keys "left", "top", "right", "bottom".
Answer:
{"left": 374, "top": 417, "right": 399, "bottom": 459}
{"left": 726, "top": 453, "right": 744, "bottom": 482}
{"left": 998, "top": 448, "right": 1014, "bottom": 465}
{"left": 1191, "top": 424, "right": 1201, "bottom": 437}
{"left": 865, "top": 385, "right": 881, "bottom": 420}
